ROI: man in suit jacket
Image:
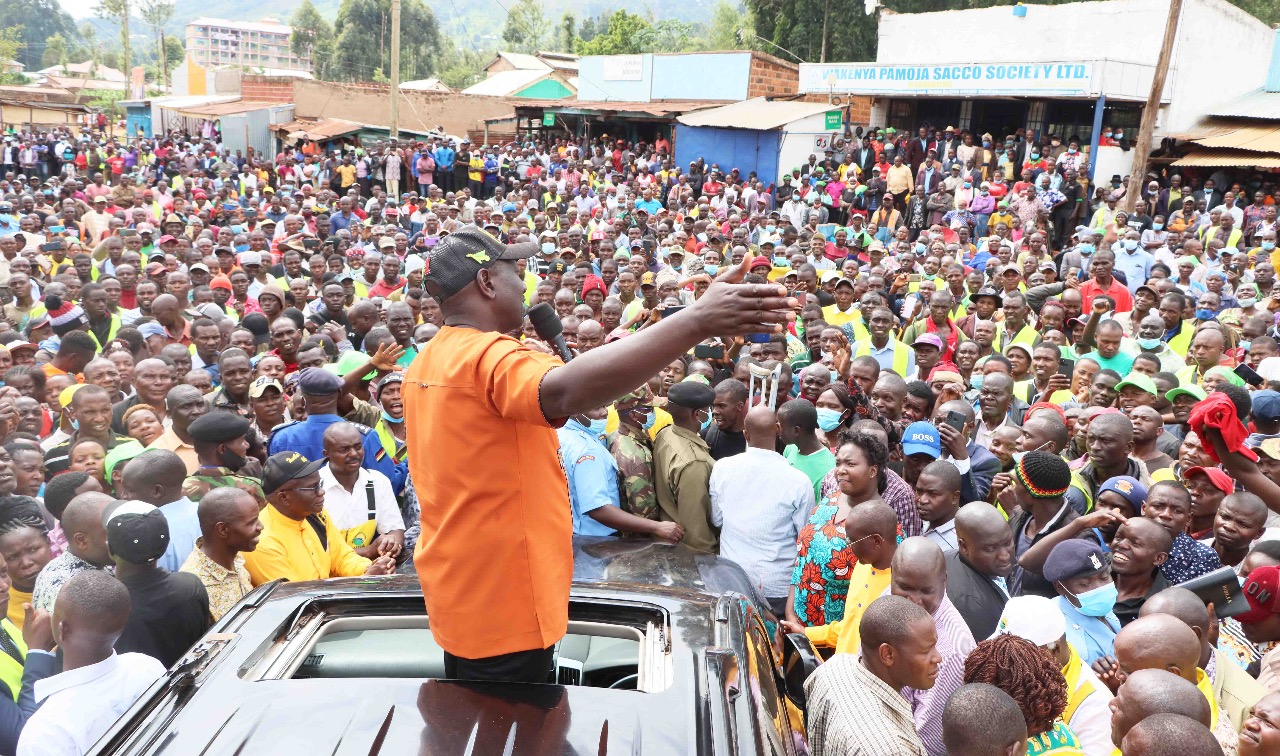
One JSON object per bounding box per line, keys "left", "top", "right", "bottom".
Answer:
{"left": 1194, "top": 180, "right": 1222, "bottom": 211}
{"left": 934, "top": 400, "right": 1003, "bottom": 503}
{"left": 946, "top": 502, "right": 1014, "bottom": 640}
{"left": 852, "top": 137, "right": 877, "bottom": 180}
{"left": 904, "top": 126, "right": 934, "bottom": 174}
{"left": 915, "top": 156, "right": 944, "bottom": 195}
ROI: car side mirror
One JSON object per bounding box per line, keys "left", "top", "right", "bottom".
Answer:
{"left": 781, "top": 632, "right": 821, "bottom": 709}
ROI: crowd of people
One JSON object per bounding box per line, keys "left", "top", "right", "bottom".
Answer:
{"left": 0, "top": 120, "right": 1275, "bottom": 755}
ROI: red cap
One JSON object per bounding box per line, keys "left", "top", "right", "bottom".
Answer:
{"left": 145, "top": 262, "right": 166, "bottom": 275}
{"left": 1183, "top": 466, "right": 1233, "bottom": 495}
{"left": 210, "top": 274, "right": 233, "bottom": 291}
{"left": 156, "top": 234, "right": 177, "bottom": 245}
{"left": 1026, "top": 402, "right": 1067, "bottom": 423}
{"left": 1236, "top": 565, "right": 1280, "bottom": 624}
{"left": 749, "top": 256, "right": 772, "bottom": 271}
{"left": 581, "top": 274, "right": 606, "bottom": 298}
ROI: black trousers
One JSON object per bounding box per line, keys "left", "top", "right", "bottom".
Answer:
{"left": 443, "top": 645, "right": 555, "bottom": 684}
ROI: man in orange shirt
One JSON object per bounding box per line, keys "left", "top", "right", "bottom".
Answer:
{"left": 40, "top": 330, "right": 95, "bottom": 382}
{"left": 404, "top": 227, "right": 796, "bottom": 683}
{"left": 1077, "top": 248, "right": 1134, "bottom": 313}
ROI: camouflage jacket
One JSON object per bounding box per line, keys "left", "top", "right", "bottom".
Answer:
{"left": 183, "top": 466, "right": 268, "bottom": 509}
{"left": 607, "top": 423, "right": 658, "bottom": 521}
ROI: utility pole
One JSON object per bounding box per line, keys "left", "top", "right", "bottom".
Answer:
{"left": 820, "top": 0, "right": 831, "bottom": 63}
{"left": 160, "top": 29, "right": 169, "bottom": 91}
{"left": 389, "top": 0, "right": 401, "bottom": 139}
{"left": 1126, "top": 0, "right": 1182, "bottom": 213}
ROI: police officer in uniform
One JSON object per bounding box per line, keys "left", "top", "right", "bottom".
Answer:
{"left": 267, "top": 368, "right": 400, "bottom": 491}
{"left": 183, "top": 412, "right": 267, "bottom": 508}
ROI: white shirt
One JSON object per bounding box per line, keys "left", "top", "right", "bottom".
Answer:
{"left": 19, "top": 652, "right": 165, "bottom": 756}
{"left": 709, "top": 447, "right": 814, "bottom": 599}
{"left": 923, "top": 518, "right": 958, "bottom": 553}
{"left": 318, "top": 464, "right": 405, "bottom": 534}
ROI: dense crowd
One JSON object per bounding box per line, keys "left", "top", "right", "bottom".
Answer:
{"left": 0, "top": 121, "right": 1275, "bottom": 755}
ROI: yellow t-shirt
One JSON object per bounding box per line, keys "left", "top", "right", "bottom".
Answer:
{"left": 6, "top": 588, "right": 30, "bottom": 630}
{"left": 822, "top": 304, "right": 861, "bottom": 329}
{"left": 468, "top": 156, "right": 484, "bottom": 182}
{"left": 335, "top": 164, "right": 357, "bottom": 187}
{"left": 804, "top": 563, "right": 892, "bottom": 654}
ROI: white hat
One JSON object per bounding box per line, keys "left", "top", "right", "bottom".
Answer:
{"left": 238, "top": 251, "right": 262, "bottom": 266}
{"left": 989, "top": 595, "right": 1066, "bottom": 646}
{"left": 404, "top": 255, "right": 425, "bottom": 275}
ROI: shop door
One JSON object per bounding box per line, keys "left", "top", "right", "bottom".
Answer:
{"left": 973, "top": 100, "right": 1029, "bottom": 141}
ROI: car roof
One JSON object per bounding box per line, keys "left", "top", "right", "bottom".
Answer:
{"left": 93, "top": 542, "right": 764, "bottom": 755}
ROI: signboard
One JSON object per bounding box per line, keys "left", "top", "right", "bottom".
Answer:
{"left": 799, "top": 61, "right": 1095, "bottom": 97}
{"left": 542, "top": 112, "right": 556, "bottom": 127}
{"left": 603, "top": 55, "right": 644, "bottom": 81}
{"left": 824, "top": 110, "right": 842, "bottom": 130}
{"left": 814, "top": 134, "right": 833, "bottom": 150}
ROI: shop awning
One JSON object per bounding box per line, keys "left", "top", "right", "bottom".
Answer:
{"left": 275, "top": 118, "right": 364, "bottom": 141}
{"left": 173, "top": 100, "right": 284, "bottom": 118}
{"left": 1173, "top": 149, "right": 1280, "bottom": 168}
{"left": 1167, "top": 123, "right": 1280, "bottom": 155}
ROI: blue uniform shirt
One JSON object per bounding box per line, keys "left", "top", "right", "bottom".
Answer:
{"left": 1054, "top": 594, "right": 1121, "bottom": 666}
{"left": 557, "top": 419, "right": 620, "bottom": 537}
{"left": 268, "top": 414, "right": 402, "bottom": 492}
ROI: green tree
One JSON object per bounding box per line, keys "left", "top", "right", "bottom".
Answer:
{"left": 0, "top": 27, "right": 24, "bottom": 84}
{"left": 578, "top": 14, "right": 599, "bottom": 42}
{"left": 95, "top": 0, "right": 132, "bottom": 71}
{"left": 162, "top": 35, "right": 183, "bottom": 69}
{"left": 137, "top": 0, "right": 174, "bottom": 85}
{"left": 578, "top": 10, "right": 652, "bottom": 56}
{"left": 0, "top": 0, "right": 75, "bottom": 70}
{"left": 331, "top": 0, "right": 442, "bottom": 83}
{"left": 435, "top": 44, "right": 488, "bottom": 90}
{"left": 556, "top": 11, "right": 577, "bottom": 53}
{"left": 290, "top": 0, "right": 334, "bottom": 76}
{"left": 41, "top": 32, "right": 70, "bottom": 69}
{"left": 707, "top": 1, "right": 755, "bottom": 51}
{"left": 501, "top": 0, "right": 549, "bottom": 54}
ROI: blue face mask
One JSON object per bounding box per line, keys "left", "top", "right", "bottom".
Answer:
{"left": 1153, "top": 223, "right": 1164, "bottom": 231}
{"left": 541, "top": 242, "right": 555, "bottom": 254}
{"left": 983, "top": 141, "right": 991, "bottom": 148}
{"left": 585, "top": 417, "right": 608, "bottom": 436}
{"left": 1240, "top": 340, "right": 1252, "bottom": 351}
{"left": 1264, "top": 241, "right": 1277, "bottom": 251}
{"left": 381, "top": 411, "right": 403, "bottom": 424}
{"left": 1078, "top": 243, "right": 1095, "bottom": 255}
{"left": 703, "top": 264, "right": 718, "bottom": 276}
{"left": 970, "top": 374, "right": 983, "bottom": 390}
{"left": 816, "top": 408, "right": 844, "bottom": 432}
{"left": 1068, "top": 147, "right": 1078, "bottom": 154}
{"left": 1196, "top": 308, "right": 1216, "bottom": 320}
{"left": 1122, "top": 239, "right": 1138, "bottom": 251}
{"left": 1066, "top": 581, "right": 1119, "bottom": 618}
{"left": 1030, "top": 153, "right": 1040, "bottom": 160}
{"left": 915, "top": 243, "right": 927, "bottom": 254}
{"left": 642, "top": 410, "right": 657, "bottom": 431}
{"left": 1137, "top": 336, "right": 1163, "bottom": 350}
{"left": 772, "top": 256, "right": 788, "bottom": 267}
{"left": 765, "top": 225, "right": 776, "bottom": 234}
{"left": 69, "top": 418, "right": 78, "bottom": 431}
{"left": 700, "top": 411, "right": 712, "bottom": 432}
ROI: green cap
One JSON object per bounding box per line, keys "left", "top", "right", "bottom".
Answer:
{"left": 104, "top": 441, "right": 147, "bottom": 481}
{"left": 1177, "top": 256, "right": 1199, "bottom": 267}
{"left": 1115, "top": 373, "right": 1157, "bottom": 395}
{"left": 1166, "top": 385, "right": 1207, "bottom": 402}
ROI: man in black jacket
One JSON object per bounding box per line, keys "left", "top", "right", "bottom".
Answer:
{"left": 946, "top": 502, "right": 1014, "bottom": 640}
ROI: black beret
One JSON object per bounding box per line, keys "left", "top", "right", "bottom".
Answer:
{"left": 298, "top": 367, "right": 343, "bottom": 395}
{"left": 666, "top": 381, "right": 716, "bottom": 409}
{"left": 188, "top": 411, "right": 251, "bottom": 443}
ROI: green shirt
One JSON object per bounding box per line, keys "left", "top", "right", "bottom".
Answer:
{"left": 1079, "top": 349, "right": 1135, "bottom": 376}
{"left": 783, "top": 445, "right": 837, "bottom": 503}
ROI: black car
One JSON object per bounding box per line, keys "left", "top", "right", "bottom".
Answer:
{"left": 91, "top": 539, "right": 822, "bottom": 755}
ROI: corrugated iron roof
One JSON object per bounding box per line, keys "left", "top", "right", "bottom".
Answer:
{"left": 1209, "top": 89, "right": 1280, "bottom": 121}
{"left": 497, "top": 99, "right": 720, "bottom": 122}
{"left": 1173, "top": 149, "right": 1280, "bottom": 168}
{"left": 1187, "top": 124, "right": 1280, "bottom": 155}
{"left": 175, "top": 100, "right": 285, "bottom": 117}
{"left": 274, "top": 118, "right": 363, "bottom": 141}
{"left": 462, "top": 69, "right": 554, "bottom": 97}
{"left": 676, "top": 98, "right": 834, "bottom": 130}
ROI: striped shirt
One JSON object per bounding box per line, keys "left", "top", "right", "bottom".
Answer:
{"left": 806, "top": 653, "right": 928, "bottom": 756}
{"left": 902, "top": 595, "right": 976, "bottom": 756}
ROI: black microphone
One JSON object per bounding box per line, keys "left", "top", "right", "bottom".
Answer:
{"left": 527, "top": 302, "right": 573, "bottom": 363}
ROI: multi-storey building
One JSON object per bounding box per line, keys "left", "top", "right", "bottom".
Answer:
{"left": 185, "top": 18, "right": 311, "bottom": 73}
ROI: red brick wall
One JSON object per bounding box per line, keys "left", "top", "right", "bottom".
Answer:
{"left": 240, "top": 76, "right": 295, "bottom": 103}
{"left": 747, "top": 53, "right": 799, "bottom": 99}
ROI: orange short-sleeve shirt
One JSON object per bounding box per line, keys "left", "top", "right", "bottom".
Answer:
{"left": 404, "top": 326, "right": 571, "bottom": 659}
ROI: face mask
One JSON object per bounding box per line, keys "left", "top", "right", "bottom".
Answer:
{"left": 772, "top": 256, "right": 787, "bottom": 267}
{"left": 541, "top": 242, "right": 555, "bottom": 254}
{"left": 642, "top": 410, "right": 657, "bottom": 431}
{"left": 816, "top": 408, "right": 844, "bottom": 432}
{"left": 764, "top": 225, "right": 776, "bottom": 234}
{"left": 970, "top": 374, "right": 983, "bottom": 390}
{"left": 1066, "top": 581, "right": 1119, "bottom": 617}
{"left": 1078, "top": 243, "right": 1095, "bottom": 255}
{"left": 1030, "top": 153, "right": 1040, "bottom": 160}
{"left": 69, "top": 418, "right": 78, "bottom": 431}
{"left": 1115, "top": 132, "right": 1124, "bottom": 139}
{"left": 914, "top": 243, "right": 927, "bottom": 255}
{"left": 1240, "top": 298, "right": 1257, "bottom": 309}
{"left": 1240, "top": 339, "right": 1253, "bottom": 351}
{"left": 1196, "top": 308, "right": 1216, "bottom": 320}
{"left": 1137, "top": 336, "right": 1163, "bottom": 350}
{"left": 963, "top": 181, "right": 972, "bottom": 188}
{"left": 585, "top": 417, "right": 608, "bottom": 436}
{"left": 700, "top": 411, "right": 712, "bottom": 432}
{"left": 219, "top": 447, "right": 247, "bottom": 471}
{"left": 980, "top": 189, "right": 989, "bottom": 196}
{"left": 1264, "top": 241, "right": 1277, "bottom": 251}
{"left": 1122, "top": 239, "right": 1138, "bottom": 251}
{"left": 1153, "top": 223, "right": 1164, "bottom": 231}
{"left": 792, "top": 194, "right": 800, "bottom": 201}
{"left": 703, "top": 264, "right": 718, "bottom": 276}
{"left": 1068, "top": 147, "right": 1078, "bottom": 154}
{"left": 830, "top": 370, "right": 841, "bottom": 384}
{"left": 381, "top": 411, "right": 403, "bottom": 424}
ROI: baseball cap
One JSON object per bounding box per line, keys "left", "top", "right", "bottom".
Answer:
{"left": 1115, "top": 373, "right": 1157, "bottom": 396}
{"left": 239, "top": 251, "right": 262, "bottom": 266}
{"left": 1257, "top": 437, "right": 1280, "bottom": 460}
{"left": 1166, "top": 385, "right": 1207, "bottom": 403}
{"left": 103, "top": 500, "right": 170, "bottom": 564}
{"left": 424, "top": 227, "right": 537, "bottom": 303}
{"left": 902, "top": 421, "right": 941, "bottom": 458}
{"left": 1236, "top": 565, "right": 1280, "bottom": 624}
{"left": 1251, "top": 390, "right": 1280, "bottom": 423}
{"left": 1043, "top": 539, "right": 1109, "bottom": 583}
{"left": 1097, "top": 476, "right": 1147, "bottom": 512}
{"left": 912, "top": 333, "right": 945, "bottom": 351}
{"left": 1183, "top": 466, "right": 1233, "bottom": 494}
{"left": 640, "top": 272, "right": 656, "bottom": 287}
{"left": 262, "top": 451, "right": 327, "bottom": 497}
{"left": 989, "top": 595, "right": 1066, "bottom": 645}
{"left": 248, "top": 376, "right": 284, "bottom": 399}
